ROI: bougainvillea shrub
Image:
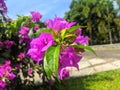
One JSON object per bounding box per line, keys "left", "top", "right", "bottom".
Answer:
{"left": 0, "top": 0, "right": 95, "bottom": 90}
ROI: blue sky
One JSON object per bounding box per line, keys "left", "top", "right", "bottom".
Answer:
{"left": 6, "top": 0, "right": 72, "bottom": 21}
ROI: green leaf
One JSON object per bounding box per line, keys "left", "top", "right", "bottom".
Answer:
{"left": 67, "top": 25, "right": 87, "bottom": 33}
{"left": 43, "top": 45, "right": 60, "bottom": 79}
{"left": 71, "top": 44, "right": 96, "bottom": 55}
{"left": 35, "top": 28, "right": 52, "bottom": 36}
{"left": 67, "top": 26, "right": 80, "bottom": 33}
{"left": 65, "top": 34, "right": 75, "bottom": 38}
{"left": 61, "top": 29, "right": 67, "bottom": 40}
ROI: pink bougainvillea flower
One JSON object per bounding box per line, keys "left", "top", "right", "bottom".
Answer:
{"left": 27, "top": 48, "right": 44, "bottom": 63}
{"left": 45, "top": 16, "right": 76, "bottom": 32}
{"left": 18, "top": 26, "right": 31, "bottom": 44}
{"left": 4, "top": 40, "right": 14, "bottom": 49}
{"left": 1, "top": 61, "right": 16, "bottom": 80}
{"left": 60, "top": 47, "right": 82, "bottom": 70}
{"left": 18, "top": 52, "right": 25, "bottom": 60}
{"left": 0, "top": 0, "right": 7, "bottom": 14}
{"left": 58, "top": 67, "right": 70, "bottom": 80}
{"left": 15, "top": 64, "right": 21, "bottom": 70}
{"left": 30, "top": 11, "right": 42, "bottom": 22}
{"left": 19, "top": 35, "right": 30, "bottom": 44}
{"left": 0, "top": 61, "right": 16, "bottom": 89}
{"left": 28, "top": 68, "right": 33, "bottom": 75}
{"left": 75, "top": 28, "right": 82, "bottom": 35}
{"left": 27, "top": 33, "right": 54, "bottom": 64}
{"left": 58, "top": 47, "right": 83, "bottom": 80}
{"left": 19, "top": 26, "right": 29, "bottom": 35}
{"left": 0, "top": 80, "right": 6, "bottom": 89}
{"left": 34, "top": 24, "right": 39, "bottom": 31}
{"left": 74, "top": 35, "right": 89, "bottom": 45}
{"left": 0, "top": 0, "right": 4, "bottom": 4}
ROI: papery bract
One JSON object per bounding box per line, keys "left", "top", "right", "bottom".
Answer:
{"left": 58, "top": 67, "right": 70, "bottom": 80}
{"left": 45, "top": 16, "right": 76, "bottom": 32}
{"left": 19, "top": 26, "right": 29, "bottom": 35}
{"left": 0, "top": 80, "right": 6, "bottom": 90}
{"left": 0, "top": 61, "right": 16, "bottom": 89}
{"left": 34, "top": 24, "right": 39, "bottom": 31}
{"left": 74, "top": 35, "right": 89, "bottom": 45}
{"left": 0, "top": 0, "right": 7, "bottom": 14}
{"left": 27, "top": 33, "right": 54, "bottom": 64}
{"left": 31, "top": 11, "right": 42, "bottom": 22}
{"left": 28, "top": 68, "right": 33, "bottom": 75}
{"left": 27, "top": 48, "right": 44, "bottom": 63}
{"left": 4, "top": 40, "right": 14, "bottom": 49}
{"left": 19, "top": 35, "right": 30, "bottom": 44}
{"left": 18, "top": 52, "right": 25, "bottom": 60}
{"left": 18, "top": 26, "right": 31, "bottom": 44}
{"left": 60, "top": 47, "right": 82, "bottom": 70}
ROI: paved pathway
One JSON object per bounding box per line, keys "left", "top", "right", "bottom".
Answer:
{"left": 70, "top": 48, "right": 120, "bottom": 77}
{"left": 28, "top": 44, "right": 120, "bottom": 82}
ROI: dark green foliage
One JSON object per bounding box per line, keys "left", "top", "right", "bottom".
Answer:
{"left": 65, "top": 0, "right": 120, "bottom": 45}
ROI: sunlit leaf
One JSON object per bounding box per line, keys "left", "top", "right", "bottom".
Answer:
{"left": 71, "top": 44, "right": 96, "bottom": 55}
{"left": 35, "top": 28, "right": 52, "bottom": 36}
{"left": 43, "top": 45, "right": 60, "bottom": 79}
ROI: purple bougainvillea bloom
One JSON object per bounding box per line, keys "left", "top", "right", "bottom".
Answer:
{"left": 75, "top": 28, "right": 82, "bottom": 35}
{"left": 45, "top": 16, "right": 76, "bottom": 32}
{"left": 19, "top": 35, "right": 30, "bottom": 44}
{"left": 1, "top": 61, "right": 16, "bottom": 80}
{"left": 27, "top": 48, "right": 44, "bottom": 63}
{"left": 34, "top": 24, "right": 39, "bottom": 31}
{"left": 28, "top": 68, "right": 33, "bottom": 75}
{"left": 18, "top": 52, "right": 25, "bottom": 60}
{"left": 0, "top": 0, "right": 7, "bottom": 14}
{"left": 0, "top": 61, "right": 16, "bottom": 89}
{"left": 18, "top": 26, "right": 30, "bottom": 44}
{"left": 74, "top": 35, "right": 89, "bottom": 45}
{"left": 30, "top": 11, "right": 42, "bottom": 22}
{"left": 58, "top": 47, "right": 83, "bottom": 80}
{"left": 0, "top": 0, "right": 4, "bottom": 4}
{"left": 27, "top": 33, "right": 54, "bottom": 64}
{"left": 4, "top": 40, "right": 14, "bottom": 49}
{"left": 19, "top": 26, "right": 29, "bottom": 35}
{"left": 15, "top": 64, "right": 21, "bottom": 70}
{"left": 0, "top": 80, "right": 6, "bottom": 89}
{"left": 60, "top": 47, "right": 82, "bottom": 70}
{"left": 58, "top": 67, "right": 70, "bottom": 80}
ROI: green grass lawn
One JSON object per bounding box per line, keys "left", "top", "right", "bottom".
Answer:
{"left": 22, "top": 69, "right": 120, "bottom": 90}
{"left": 58, "top": 69, "right": 120, "bottom": 90}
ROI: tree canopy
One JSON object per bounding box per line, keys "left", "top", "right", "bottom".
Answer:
{"left": 65, "top": 0, "right": 120, "bottom": 45}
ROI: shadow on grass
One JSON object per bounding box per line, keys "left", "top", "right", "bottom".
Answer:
{"left": 16, "top": 70, "right": 119, "bottom": 90}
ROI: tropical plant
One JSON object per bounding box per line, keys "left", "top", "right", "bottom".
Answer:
{"left": 0, "top": 0, "right": 95, "bottom": 89}
{"left": 65, "top": 0, "right": 120, "bottom": 45}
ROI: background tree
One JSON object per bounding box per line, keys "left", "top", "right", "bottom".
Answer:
{"left": 64, "top": 0, "right": 120, "bottom": 45}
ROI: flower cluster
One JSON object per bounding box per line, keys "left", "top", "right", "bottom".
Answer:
{"left": 0, "top": 2, "right": 93, "bottom": 88}
{"left": 4, "top": 40, "right": 14, "bottom": 49}
{"left": 0, "top": 40, "right": 14, "bottom": 49}
{"left": 27, "top": 33, "right": 54, "bottom": 64}
{"left": 17, "top": 52, "right": 25, "bottom": 60}
{"left": 45, "top": 16, "right": 76, "bottom": 32}
{"left": 28, "top": 16, "right": 89, "bottom": 80}
{"left": 0, "top": 61, "right": 16, "bottom": 89}
{"left": 0, "top": 0, "right": 7, "bottom": 14}
{"left": 19, "top": 26, "right": 30, "bottom": 43}
{"left": 30, "top": 11, "right": 42, "bottom": 22}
